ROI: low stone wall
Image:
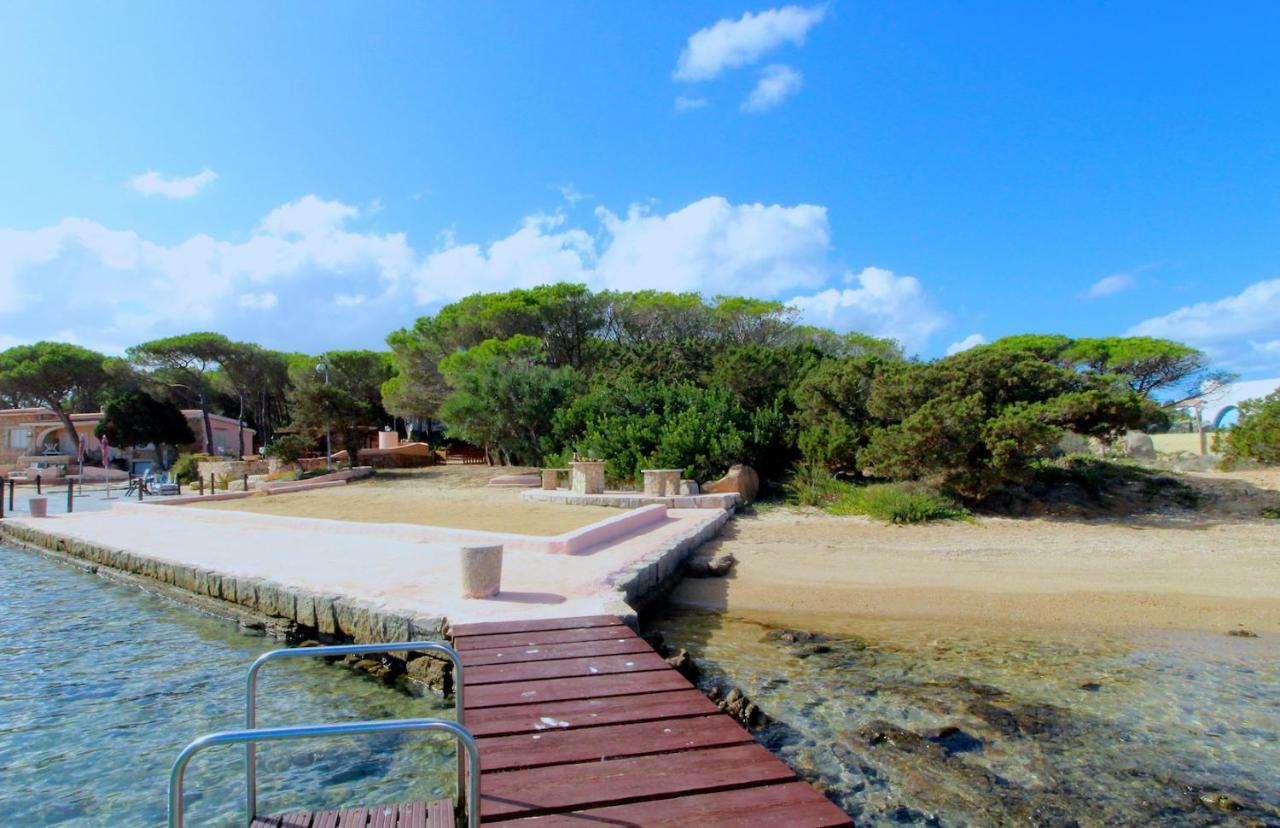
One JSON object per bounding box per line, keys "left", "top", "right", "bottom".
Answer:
{"left": 554, "top": 504, "right": 668, "bottom": 555}
{"left": 521, "top": 489, "right": 740, "bottom": 510}
{"left": 197, "top": 459, "right": 270, "bottom": 481}
{"left": 0, "top": 522, "right": 446, "bottom": 649}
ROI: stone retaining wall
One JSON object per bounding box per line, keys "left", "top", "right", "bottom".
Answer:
{"left": 605, "top": 506, "right": 734, "bottom": 615}
{"left": 0, "top": 522, "right": 446, "bottom": 648}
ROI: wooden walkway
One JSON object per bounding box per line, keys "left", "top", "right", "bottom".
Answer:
{"left": 250, "top": 799, "right": 454, "bottom": 827}
{"left": 452, "top": 614, "right": 852, "bottom": 826}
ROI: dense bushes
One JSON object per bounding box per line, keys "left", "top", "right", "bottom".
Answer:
{"left": 381, "top": 284, "right": 1201, "bottom": 497}
{"left": 1220, "top": 392, "right": 1280, "bottom": 466}
{"left": 171, "top": 453, "right": 213, "bottom": 484}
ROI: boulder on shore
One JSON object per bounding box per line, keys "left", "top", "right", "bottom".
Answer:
{"left": 703, "top": 464, "right": 760, "bottom": 502}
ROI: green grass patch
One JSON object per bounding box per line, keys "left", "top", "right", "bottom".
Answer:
{"left": 1262, "top": 506, "right": 1280, "bottom": 520}
{"left": 828, "top": 482, "right": 972, "bottom": 525}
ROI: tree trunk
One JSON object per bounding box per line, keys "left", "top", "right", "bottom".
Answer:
{"left": 47, "top": 401, "right": 80, "bottom": 457}
{"left": 199, "top": 394, "right": 214, "bottom": 455}
{"left": 236, "top": 393, "right": 246, "bottom": 458}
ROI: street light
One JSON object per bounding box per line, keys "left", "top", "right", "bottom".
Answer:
{"left": 316, "top": 357, "right": 332, "bottom": 471}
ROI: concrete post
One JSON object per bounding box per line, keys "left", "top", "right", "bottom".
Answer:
{"left": 460, "top": 545, "right": 503, "bottom": 598}
{"left": 28, "top": 497, "right": 48, "bottom": 518}
{"left": 541, "top": 469, "right": 560, "bottom": 491}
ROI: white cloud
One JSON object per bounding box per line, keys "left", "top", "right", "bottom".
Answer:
{"left": 237, "top": 292, "right": 278, "bottom": 310}
{"left": 411, "top": 196, "right": 833, "bottom": 305}
{"left": 946, "top": 333, "right": 988, "bottom": 356}
{"left": 742, "top": 64, "right": 803, "bottom": 113}
{"left": 1, "top": 191, "right": 948, "bottom": 355}
{"left": 787, "top": 267, "right": 948, "bottom": 354}
{"left": 1086, "top": 272, "right": 1137, "bottom": 298}
{"left": 674, "top": 4, "right": 827, "bottom": 81}
{"left": 128, "top": 168, "right": 218, "bottom": 199}
{"left": 1128, "top": 279, "right": 1280, "bottom": 372}
{"left": 674, "top": 95, "right": 708, "bottom": 112}
{"left": 559, "top": 184, "right": 591, "bottom": 205}
{"left": 0, "top": 195, "right": 413, "bottom": 351}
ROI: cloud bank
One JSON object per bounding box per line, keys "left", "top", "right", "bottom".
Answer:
{"left": 0, "top": 193, "right": 949, "bottom": 355}
{"left": 1128, "top": 279, "right": 1280, "bottom": 374}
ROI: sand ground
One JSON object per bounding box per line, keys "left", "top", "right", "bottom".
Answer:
{"left": 192, "top": 465, "right": 618, "bottom": 536}
{"left": 673, "top": 469, "right": 1280, "bottom": 636}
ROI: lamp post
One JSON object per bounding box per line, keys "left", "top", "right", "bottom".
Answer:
{"left": 316, "top": 357, "right": 332, "bottom": 471}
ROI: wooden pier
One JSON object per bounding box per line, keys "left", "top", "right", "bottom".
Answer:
{"left": 255, "top": 614, "right": 851, "bottom": 827}
{"left": 453, "top": 614, "right": 851, "bottom": 826}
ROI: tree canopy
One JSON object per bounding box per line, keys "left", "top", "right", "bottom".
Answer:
{"left": 129, "top": 333, "right": 235, "bottom": 454}
{"left": 94, "top": 390, "right": 195, "bottom": 459}
{"left": 0, "top": 342, "right": 109, "bottom": 449}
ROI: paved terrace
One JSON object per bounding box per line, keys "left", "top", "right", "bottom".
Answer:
{"left": 1, "top": 501, "right": 728, "bottom": 625}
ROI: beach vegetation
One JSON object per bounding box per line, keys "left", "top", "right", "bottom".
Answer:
{"left": 781, "top": 461, "right": 842, "bottom": 507}
{"left": 263, "top": 434, "right": 308, "bottom": 470}
{"left": 171, "top": 452, "right": 213, "bottom": 484}
{"left": 1219, "top": 392, "right": 1280, "bottom": 467}
{"left": 289, "top": 383, "right": 372, "bottom": 468}
{"left": 828, "top": 482, "right": 972, "bottom": 524}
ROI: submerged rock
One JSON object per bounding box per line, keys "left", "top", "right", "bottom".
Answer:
{"left": 664, "top": 648, "right": 700, "bottom": 682}
{"left": 685, "top": 552, "right": 736, "bottom": 578}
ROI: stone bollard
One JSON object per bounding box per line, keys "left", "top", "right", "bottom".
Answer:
{"left": 541, "top": 469, "right": 560, "bottom": 491}
{"left": 460, "top": 544, "right": 503, "bottom": 599}
{"left": 28, "top": 497, "right": 49, "bottom": 518}
{"left": 570, "top": 460, "right": 606, "bottom": 495}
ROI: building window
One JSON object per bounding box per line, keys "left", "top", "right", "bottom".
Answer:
{"left": 9, "top": 429, "right": 31, "bottom": 450}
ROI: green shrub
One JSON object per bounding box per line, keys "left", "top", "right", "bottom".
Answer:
{"left": 171, "top": 453, "right": 213, "bottom": 484}
{"left": 828, "top": 482, "right": 971, "bottom": 524}
{"left": 264, "top": 434, "right": 309, "bottom": 467}
{"left": 1220, "top": 392, "right": 1280, "bottom": 467}
{"left": 782, "top": 461, "right": 844, "bottom": 507}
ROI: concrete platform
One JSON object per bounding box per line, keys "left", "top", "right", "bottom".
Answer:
{"left": 1, "top": 500, "right": 730, "bottom": 626}
{"left": 522, "top": 488, "right": 740, "bottom": 510}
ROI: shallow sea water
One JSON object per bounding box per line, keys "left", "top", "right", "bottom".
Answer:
{"left": 0, "top": 543, "right": 454, "bottom": 827}
{"left": 648, "top": 605, "right": 1280, "bottom": 827}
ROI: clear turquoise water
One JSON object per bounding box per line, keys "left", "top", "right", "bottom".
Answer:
{"left": 0, "top": 543, "right": 454, "bottom": 827}
{"left": 649, "top": 606, "right": 1280, "bottom": 827}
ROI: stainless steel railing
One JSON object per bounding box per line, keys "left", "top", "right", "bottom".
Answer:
{"left": 244, "top": 641, "right": 466, "bottom": 821}
{"left": 167, "top": 718, "right": 480, "bottom": 828}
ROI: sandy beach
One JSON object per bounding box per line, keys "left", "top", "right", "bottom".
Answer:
{"left": 672, "top": 470, "right": 1280, "bottom": 635}
{"left": 193, "top": 465, "right": 619, "bottom": 536}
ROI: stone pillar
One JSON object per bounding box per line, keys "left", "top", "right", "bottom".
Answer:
{"left": 377, "top": 431, "right": 400, "bottom": 450}
{"left": 642, "top": 469, "right": 682, "bottom": 496}
{"left": 541, "top": 469, "right": 560, "bottom": 491}
{"left": 28, "top": 497, "right": 48, "bottom": 518}
{"left": 460, "top": 545, "right": 503, "bottom": 598}
{"left": 570, "top": 461, "right": 606, "bottom": 495}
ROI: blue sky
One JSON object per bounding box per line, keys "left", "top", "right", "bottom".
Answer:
{"left": 2, "top": 2, "right": 1278, "bottom": 376}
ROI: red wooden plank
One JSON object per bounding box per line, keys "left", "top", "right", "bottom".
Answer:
{"left": 466, "top": 669, "right": 693, "bottom": 709}
{"left": 467, "top": 651, "right": 669, "bottom": 686}
{"left": 283, "top": 813, "right": 312, "bottom": 828}
{"left": 459, "top": 636, "right": 651, "bottom": 667}
{"left": 465, "top": 688, "right": 721, "bottom": 737}
{"left": 479, "top": 743, "right": 797, "bottom": 820}
{"left": 397, "top": 800, "right": 426, "bottom": 828}
{"left": 450, "top": 615, "right": 621, "bottom": 638}
{"left": 425, "top": 799, "right": 454, "bottom": 828}
{"left": 500, "top": 781, "right": 853, "bottom": 827}
{"left": 337, "top": 807, "right": 367, "bottom": 826}
{"left": 477, "top": 714, "right": 754, "bottom": 772}
{"left": 368, "top": 802, "right": 398, "bottom": 828}
{"left": 312, "top": 811, "right": 339, "bottom": 828}
{"left": 453, "top": 624, "right": 632, "bottom": 652}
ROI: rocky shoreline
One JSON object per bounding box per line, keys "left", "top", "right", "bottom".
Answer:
{"left": 643, "top": 614, "right": 1280, "bottom": 827}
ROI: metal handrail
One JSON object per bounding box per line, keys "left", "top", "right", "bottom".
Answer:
{"left": 245, "top": 641, "right": 466, "bottom": 821}
{"left": 168, "top": 718, "right": 480, "bottom": 828}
